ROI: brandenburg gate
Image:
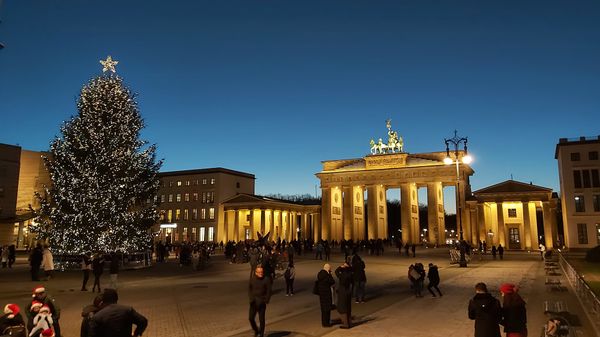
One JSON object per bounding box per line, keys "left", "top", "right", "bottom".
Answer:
{"left": 316, "top": 121, "right": 474, "bottom": 246}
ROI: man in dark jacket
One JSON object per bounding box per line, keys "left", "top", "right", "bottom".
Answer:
{"left": 29, "top": 243, "right": 43, "bottom": 281}
{"left": 316, "top": 263, "right": 335, "bottom": 327}
{"left": 351, "top": 254, "right": 366, "bottom": 303}
{"left": 89, "top": 289, "right": 147, "bottom": 337}
{"left": 248, "top": 266, "right": 272, "bottom": 337}
{"left": 426, "top": 263, "right": 443, "bottom": 297}
{"left": 468, "top": 282, "right": 502, "bottom": 337}
{"left": 335, "top": 262, "right": 353, "bottom": 329}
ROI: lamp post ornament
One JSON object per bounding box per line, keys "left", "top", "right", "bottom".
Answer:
{"left": 444, "top": 130, "right": 471, "bottom": 267}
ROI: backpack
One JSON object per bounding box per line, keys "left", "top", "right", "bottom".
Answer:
{"left": 3, "top": 325, "right": 26, "bottom": 337}
{"left": 284, "top": 268, "right": 291, "bottom": 279}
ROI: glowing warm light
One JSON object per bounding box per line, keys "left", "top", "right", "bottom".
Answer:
{"left": 462, "top": 155, "right": 472, "bottom": 164}
{"left": 443, "top": 157, "right": 453, "bottom": 165}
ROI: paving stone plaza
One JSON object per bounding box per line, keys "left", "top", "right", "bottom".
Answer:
{"left": 0, "top": 248, "right": 596, "bottom": 337}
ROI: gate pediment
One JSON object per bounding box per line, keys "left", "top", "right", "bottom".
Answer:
{"left": 365, "top": 153, "right": 408, "bottom": 169}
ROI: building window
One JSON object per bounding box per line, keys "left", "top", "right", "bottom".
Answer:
{"left": 236, "top": 182, "right": 240, "bottom": 188}
{"left": 582, "top": 170, "right": 591, "bottom": 188}
{"left": 167, "top": 210, "right": 173, "bottom": 222}
{"left": 210, "top": 178, "right": 216, "bottom": 185}
{"left": 184, "top": 193, "right": 189, "bottom": 202}
{"left": 192, "top": 208, "right": 198, "bottom": 220}
{"left": 161, "top": 195, "right": 165, "bottom": 203}
{"left": 202, "top": 192, "right": 207, "bottom": 203}
{"left": 193, "top": 193, "right": 198, "bottom": 201}
{"left": 168, "top": 194, "right": 173, "bottom": 202}
{"left": 575, "top": 196, "right": 585, "bottom": 212}
{"left": 209, "top": 192, "right": 214, "bottom": 203}
{"left": 507, "top": 208, "right": 517, "bottom": 218}
{"left": 209, "top": 207, "right": 215, "bottom": 220}
{"left": 186, "top": 180, "right": 191, "bottom": 186}
{"left": 571, "top": 152, "right": 581, "bottom": 161}
{"left": 159, "top": 210, "right": 165, "bottom": 221}
{"left": 153, "top": 195, "right": 158, "bottom": 203}
{"left": 577, "top": 223, "right": 588, "bottom": 244}
{"left": 194, "top": 179, "right": 199, "bottom": 185}
{"left": 590, "top": 151, "right": 599, "bottom": 160}
{"left": 202, "top": 178, "right": 207, "bottom": 185}
{"left": 183, "top": 227, "right": 188, "bottom": 241}
{"left": 184, "top": 209, "right": 189, "bottom": 220}
{"left": 177, "top": 181, "right": 182, "bottom": 186}
{"left": 175, "top": 209, "right": 181, "bottom": 220}
{"left": 192, "top": 227, "right": 197, "bottom": 241}
{"left": 169, "top": 181, "right": 173, "bottom": 187}
{"left": 200, "top": 227, "right": 206, "bottom": 241}
{"left": 574, "top": 171, "right": 582, "bottom": 189}
{"left": 201, "top": 209, "right": 206, "bottom": 220}
{"left": 597, "top": 224, "right": 600, "bottom": 244}
{"left": 176, "top": 194, "right": 181, "bottom": 202}
{"left": 594, "top": 195, "right": 600, "bottom": 212}
{"left": 592, "top": 169, "right": 600, "bottom": 188}
{"left": 208, "top": 227, "right": 214, "bottom": 241}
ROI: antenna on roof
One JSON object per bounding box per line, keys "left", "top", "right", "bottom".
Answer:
{"left": 510, "top": 174, "right": 513, "bottom": 180}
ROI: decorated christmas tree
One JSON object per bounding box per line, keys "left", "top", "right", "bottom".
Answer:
{"left": 33, "top": 56, "right": 162, "bottom": 254}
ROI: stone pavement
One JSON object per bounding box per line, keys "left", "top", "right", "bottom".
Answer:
{"left": 1, "top": 248, "right": 596, "bottom": 337}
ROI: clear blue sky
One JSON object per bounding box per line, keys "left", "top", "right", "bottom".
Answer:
{"left": 1, "top": 1, "right": 599, "bottom": 206}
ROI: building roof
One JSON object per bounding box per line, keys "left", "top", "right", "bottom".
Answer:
{"left": 555, "top": 135, "right": 600, "bottom": 158}
{"left": 158, "top": 167, "right": 255, "bottom": 179}
{"left": 473, "top": 180, "right": 552, "bottom": 195}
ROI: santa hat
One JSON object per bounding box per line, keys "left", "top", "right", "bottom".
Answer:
{"left": 41, "top": 328, "right": 55, "bottom": 337}
{"left": 30, "top": 301, "right": 43, "bottom": 311}
{"left": 4, "top": 304, "right": 19, "bottom": 319}
{"left": 500, "top": 283, "right": 517, "bottom": 294}
{"left": 32, "top": 285, "right": 46, "bottom": 297}
{"left": 39, "top": 305, "right": 51, "bottom": 314}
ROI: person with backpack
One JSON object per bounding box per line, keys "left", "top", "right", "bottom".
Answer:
{"left": 468, "top": 282, "right": 502, "bottom": 337}
{"left": 0, "top": 304, "right": 26, "bottom": 337}
{"left": 284, "top": 262, "right": 296, "bottom": 296}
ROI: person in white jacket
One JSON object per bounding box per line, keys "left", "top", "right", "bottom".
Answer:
{"left": 41, "top": 245, "right": 54, "bottom": 281}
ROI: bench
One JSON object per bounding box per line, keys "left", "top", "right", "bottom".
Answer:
{"left": 545, "top": 278, "right": 563, "bottom": 291}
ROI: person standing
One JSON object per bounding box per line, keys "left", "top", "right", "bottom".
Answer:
{"left": 411, "top": 244, "right": 416, "bottom": 258}
{"left": 248, "top": 266, "right": 272, "bottom": 337}
{"left": 426, "top": 263, "right": 443, "bottom": 297}
{"left": 81, "top": 253, "right": 92, "bottom": 291}
{"left": 316, "top": 264, "right": 335, "bottom": 327}
{"left": 88, "top": 289, "right": 147, "bottom": 337}
{"left": 30, "top": 286, "right": 61, "bottom": 337}
{"left": 498, "top": 244, "right": 504, "bottom": 260}
{"left": 351, "top": 254, "right": 366, "bottom": 303}
{"left": 109, "top": 252, "right": 119, "bottom": 290}
{"left": 491, "top": 246, "right": 497, "bottom": 260}
{"left": 284, "top": 262, "right": 296, "bottom": 296}
{"left": 499, "top": 283, "right": 527, "bottom": 337}
{"left": 335, "top": 262, "right": 353, "bottom": 329}
{"left": 1, "top": 246, "right": 8, "bottom": 268}
{"left": 29, "top": 243, "right": 43, "bottom": 282}
{"left": 41, "top": 245, "right": 54, "bottom": 281}
{"left": 539, "top": 244, "right": 546, "bottom": 261}
{"left": 468, "top": 282, "right": 502, "bottom": 337}
{"left": 8, "top": 245, "right": 16, "bottom": 268}
{"left": 92, "top": 254, "right": 105, "bottom": 293}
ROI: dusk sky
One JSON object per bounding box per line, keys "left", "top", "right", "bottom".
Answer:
{"left": 1, "top": 1, "right": 599, "bottom": 208}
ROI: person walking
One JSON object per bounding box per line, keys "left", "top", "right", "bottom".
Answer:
{"left": 412, "top": 263, "right": 426, "bottom": 297}
{"left": 30, "top": 286, "right": 61, "bottom": 337}
{"left": 1, "top": 246, "right": 8, "bottom": 268}
{"left": 351, "top": 254, "right": 366, "bottom": 303}
{"left": 335, "top": 262, "right": 353, "bottom": 329}
{"left": 81, "top": 253, "right": 92, "bottom": 291}
{"left": 404, "top": 243, "right": 410, "bottom": 257}
{"left": 29, "top": 243, "right": 43, "bottom": 282}
{"left": 426, "top": 263, "right": 443, "bottom": 297}
{"left": 316, "top": 264, "right": 335, "bottom": 327}
{"left": 91, "top": 254, "right": 105, "bottom": 293}
{"left": 498, "top": 244, "right": 504, "bottom": 260}
{"left": 248, "top": 266, "right": 272, "bottom": 337}
{"left": 41, "top": 245, "right": 54, "bottom": 281}
{"left": 109, "top": 252, "right": 119, "bottom": 290}
{"left": 499, "top": 283, "right": 527, "bottom": 337}
{"left": 491, "top": 246, "right": 497, "bottom": 260}
{"left": 468, "top": 282, "right": 502, "bottom": 337}
{"left": 284, "top": 262, "right": 296, "bottom": 296}
{"left": 411, "top": 244, "right": 416, "bottom": 258}
{"left": 88, "top": 289, "right": 147, "bottom": 337}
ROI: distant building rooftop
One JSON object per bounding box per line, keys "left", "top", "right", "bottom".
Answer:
{"left": 158, "top": 167, "right": 255, "bottom": 179}
{"left": 555, "top": 135, "right": 600, "bottom": 158}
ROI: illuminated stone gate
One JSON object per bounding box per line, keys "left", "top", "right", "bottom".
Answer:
{"left": 315, "top": 121, "right": 474, "bottom": 245}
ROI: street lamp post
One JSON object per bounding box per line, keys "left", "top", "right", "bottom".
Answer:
{"left": 444, "top": 130, "right": 472, "bottom": 267}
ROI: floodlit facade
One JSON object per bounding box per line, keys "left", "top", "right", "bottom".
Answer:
{"left": 555, "top": 136, "right": 600, "bottom": 249}
{"left": 155, "top": 168, "right": 255, "bottom": 243}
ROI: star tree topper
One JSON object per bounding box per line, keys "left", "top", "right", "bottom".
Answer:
{"left": 100, "top": 55, "right": 119, "bottom": 73}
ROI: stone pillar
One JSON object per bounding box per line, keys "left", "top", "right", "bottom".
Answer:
{"left": 497, "top": 203, "right": 506, "bottom": 247}
{"left": 367, "top": 185, "right": 387, "bottom": 239}
{"left": 313, "top": 213, "right": 321, "bottom": 242}
{"left": 523, "top": 202, "right": 532, "bottom": 250}
{"left": 458, "top": 181, "right": 472, "bottom": 243}
{"left": 427, "top": 182, "right": 445, "bottom": 245}
{"left": 353, "top": 186, "right": 366, "bottom": 241}
{"left": 250, "top": 209, "right": 257, "bottom": 240}
{"left": 469, "top": 205, "right": 478, "bottom": 245}
{"left": 543, "top": 201, "right": 555, "bottom": 248}
{"left": 343, "top": 186, "right": 354, "bottom": 240}
{"left": 224, "top": 210, "right": 231, "bottom": 241}
{"left": 529, "top": 202, "right": 539, "bottom": 248}
{"left": 269, "top": 210, "right": 275, "bottom": 240}
{"left": 477, "top": 204, "right": 486, "bottom": 244}
{"left": 234, "top": 210, "right": 240, "bottom": 241}
{"left": 259, "top": 209, "right": 266, "bottom": 235}
{"left": 401, "top": 183, "right": 419, "bottom": 244}
{"left": 321, "top": 187, "right": 332, "bottom": 241}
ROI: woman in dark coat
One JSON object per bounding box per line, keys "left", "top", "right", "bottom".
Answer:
{"left": 335, "top": 262, "right": 353, "bottom": 329}
{"left": 500, "top": 283, "right": 527, "bottom": 337}
{"left": 317, "top": 264, "right": 335, "bottom": 327}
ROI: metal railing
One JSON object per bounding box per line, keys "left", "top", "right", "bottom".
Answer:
{"left": 558, "top": 252, "right": 600, "bottom": 335}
